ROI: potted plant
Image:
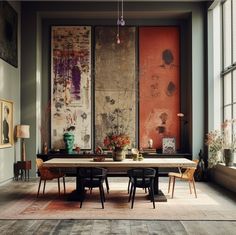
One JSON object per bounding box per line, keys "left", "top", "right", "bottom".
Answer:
{"left": 206, "top": 119, "right": 236, "bottom": 167}
{"left": 103, "top": 133, "right": 130, "bottom": 161}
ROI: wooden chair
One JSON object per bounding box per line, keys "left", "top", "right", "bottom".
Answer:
{"left": 168, "top": 160, "right": 199, "bottom": 198}
{"left": 78, "top": 167, "right": 107, "bottom": 209}
{"left": 36, "top": 158, "right": 66, "bottom": 197}
{"left": 128, "top": 168, "right": 156, "bottom": 209}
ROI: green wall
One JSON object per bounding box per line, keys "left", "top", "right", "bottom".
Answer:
{"left": 0, "top": 1, "right": 21, "bottom": 184}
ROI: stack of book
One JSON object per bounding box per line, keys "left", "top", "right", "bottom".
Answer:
{"left": 142, "top": 148, "right": 157, "bottom": 154}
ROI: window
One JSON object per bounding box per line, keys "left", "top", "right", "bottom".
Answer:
{"left": 222, "top": 0, "right": 236, "bottom": 163}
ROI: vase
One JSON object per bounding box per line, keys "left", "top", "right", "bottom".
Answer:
{"left": 112, "top": 147, "right": 126, "bottom": 161}
{"left": 223, "top": 149, "right": 234, "bottom": 167}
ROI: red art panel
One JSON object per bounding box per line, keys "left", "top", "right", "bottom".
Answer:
{"left": 139, "top": 27, "right": 180, "bottom": 150}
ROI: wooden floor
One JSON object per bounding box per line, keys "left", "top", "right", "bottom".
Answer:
{"left": 0, "top": 219, "right": 236, "bottom": 235}
{"left": 0, "top": 177, "right": 235, "bottom": 234}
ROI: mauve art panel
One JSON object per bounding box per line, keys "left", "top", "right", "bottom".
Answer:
{"left": 139, "top": 27, "right": 180, "bottom": 150}
{"left": 51, "top": 26, "right": 92, "bottom": 149}
{"left": 95, "top": 26, "right": 136, "bottom": 148}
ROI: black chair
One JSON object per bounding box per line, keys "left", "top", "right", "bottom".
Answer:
{"left": 78, "top": 167, "right": 107, "bottom": 209}
{"left": 128, "top": 168, "right": 156, "bottom": 209}
{"left": 127, "top": 169, "right": 132, "bottom": 194}
{"left": 127, "top": 169, "right": 147, "bottom": 194}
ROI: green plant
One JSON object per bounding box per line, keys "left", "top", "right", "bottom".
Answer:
{"left": 103, "top": 133, "right": 130, "bottom": 150}
{"left": 206, "top": 119, "right": 236, "bottom": 168}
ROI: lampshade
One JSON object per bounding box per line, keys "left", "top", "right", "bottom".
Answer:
{"left": 16, "top": 125, "right": 30, "bottom": 138}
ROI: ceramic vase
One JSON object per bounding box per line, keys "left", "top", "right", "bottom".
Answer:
{"left": 112, "top": 147, "right": 126, "bottom": 161}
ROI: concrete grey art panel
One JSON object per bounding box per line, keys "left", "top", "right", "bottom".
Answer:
{"left": 95, "top": 26, "right": 136, "bottom": 148}
{"left": 51, "top": 26, "right": 91, "bottom": 149}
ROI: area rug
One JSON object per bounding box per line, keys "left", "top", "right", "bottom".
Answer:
{"left": 0, "top": 179, "right": 236, "bottom": 220}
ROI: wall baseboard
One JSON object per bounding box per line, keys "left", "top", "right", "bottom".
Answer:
{"left": 0, "top": 178, "right": 13, "bottom": 187}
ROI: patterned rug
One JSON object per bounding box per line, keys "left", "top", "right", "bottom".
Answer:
{"left": 0, "top": 179, "right": 236, "bottom": 220}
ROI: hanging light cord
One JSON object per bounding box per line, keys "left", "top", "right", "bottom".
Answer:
{"left": 117, "top": 0, "right": 120, "bottom": 25}
{"left": 120, "top": 0, "right": 125, "bottom": 26}
{"left": 116, "top": 0, "right": 125, "bottom": 44}
{"left": 117, "top": 0, "right": 120, "bottom": 44}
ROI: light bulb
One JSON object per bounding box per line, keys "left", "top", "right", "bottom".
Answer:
{"left": 120, "top": 17, "right": 125, "bottom": 26}
{"left": 117, "top": 37, "right": 120, "bottom": 44}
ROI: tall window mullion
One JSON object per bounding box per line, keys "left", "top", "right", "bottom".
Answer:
{"left": 233, "top": 0, "right": 236, "bottom": 63}
{"left": 222, "top": 0, "right": 236, "bottom": 164}
{"left": 223, "top": 0, "right": 232, "bottom": 69}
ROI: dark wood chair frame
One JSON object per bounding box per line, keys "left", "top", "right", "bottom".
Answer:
{"left": 128, "top": 168, "right": 156, "bottom": 209}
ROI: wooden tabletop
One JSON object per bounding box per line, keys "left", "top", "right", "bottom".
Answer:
{"left": 43, "top": 158, "right": 197, "bottom": 168}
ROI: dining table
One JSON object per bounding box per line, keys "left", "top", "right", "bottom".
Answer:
{"left": 43, "top": 157, "right": 197, "bottom": 202}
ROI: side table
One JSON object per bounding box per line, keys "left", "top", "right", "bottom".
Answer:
{"left": 14, "top": 161, "right": 31, "bottom": 181}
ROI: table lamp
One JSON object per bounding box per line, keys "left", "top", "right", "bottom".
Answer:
{"left": 16, "top": 125, "right": 30, "bottom": 161}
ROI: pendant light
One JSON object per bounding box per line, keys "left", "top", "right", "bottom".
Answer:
{"left": 116, "top": 0, "right": 125, "bottom": 44}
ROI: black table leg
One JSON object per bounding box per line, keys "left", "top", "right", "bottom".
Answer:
{"left": 67, "top": 168, "right": 85, "bottom": 201}
{"left": 153, "top": 167, "right": 167, "bottom": 202}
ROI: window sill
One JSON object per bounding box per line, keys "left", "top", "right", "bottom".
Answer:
{"left": 210, "top": 163, "right": 236, "bottom": 193}
{"left": 214, "top": 163, "right": 236, "bottom": 174}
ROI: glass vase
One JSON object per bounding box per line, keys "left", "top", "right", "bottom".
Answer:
{"left": 223, "top": 149, "right": 234, "bottom": 167}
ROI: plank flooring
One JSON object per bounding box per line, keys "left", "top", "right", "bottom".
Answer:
{"left": 0, "top": 220, "right": 236, "bottom": 235}
{"left": 0, "top": 178, "right": 235, "bottom": 234}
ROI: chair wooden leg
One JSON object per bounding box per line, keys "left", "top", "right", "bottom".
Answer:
{"left": 148, "top": 187, "right": 152, "bottom": 201}
{"left": 37, "top": 179, "right": 42, "bottom": 198}
{"left": 128, "top": 183, "right": 133, "bottom": 202}
{"left": 127, "top": 178, "right": 131, "bottom": 194}
{"left": 99, "top": 185, "right": 104, "bottom": 209}
{"left": 101, "top": 184, "right": 106, "bottom": 202}
{"left": 63, "top": 177, "right": 66, "bottom": 194}
{"left": 131, "top": 186, "right": 136, "bottom": 209}
{"left": 43, "top": 180, "right": 46, "bottom": 195}
{"left": 58, "top": 178, "right": 60, "bottom": 196}
{"left": 105, "top": 177, "right": 109, "bottom": 194}
{"left": 171, "top": 177, "right": 176, "bottom": 198}
{"left": 189, "top": 180, "right": 192, "bottom": 194}
{"left": 151, "top": 182, "right": 155, "bottom": 209}
{"left": 168, "top": 176, "right": 171, "bottom": 193}
{"left": 192, "top": 178, "right": 197, "bottom": 198}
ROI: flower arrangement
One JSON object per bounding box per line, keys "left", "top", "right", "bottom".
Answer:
{"left": 103, "top": 133, "right": 130, "bottom": 150}
{"left": 206, "top": 119, "right": 236, "bottom": 167}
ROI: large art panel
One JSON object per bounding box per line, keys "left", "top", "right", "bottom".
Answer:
{"left": 51, "top": 26, "right": 91, "bottom": 149}
{"left": 139, "top": 27, "right": 180, "bottom": 150}
{"left": 0, "top": 1, "right": 18, "bottom": 67}
{"left": 95, "top": 27, "right": 136, "bottom": 148}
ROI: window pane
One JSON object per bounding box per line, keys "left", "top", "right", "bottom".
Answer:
{"left": 223, "top": 0, "right": 232, "bottom": 68}
{"left": 224, "top": 105, "right": 232, "bottom": 120}
{"left": 233, "top": 0, "right": 236, "bottom": 63}
{"left": 233, "top": 105, "right": 236, "bottom": 163}
{"left": 233, "top": 70, "right": 236, "bottom": 102}
{"left": 224, "top": 73, "right": 232, "bottom": 105}
{"left": 233, "top": 104, "right": 236, "bottom": 120}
